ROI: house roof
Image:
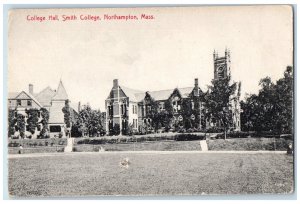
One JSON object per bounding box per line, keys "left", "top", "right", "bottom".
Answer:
{"left": 119, "top": 86, "right": 145, "bottom": 102}
{"left": 107, "top": 83, "right": 204, "bottom": 103}
{"left": 147, "top": 87, "right": 194, "bottom": 101}
{"left": 10, "top": 91, "right": 43, "bottom": 108}
{"left": 34, "top": 86, "right": 56, "bottom": 107}
{"left": 8, "top": 81, "right": 72, "bottom": 109}
{"left": 52, "top": 80, "right": 68, "bottom": 101}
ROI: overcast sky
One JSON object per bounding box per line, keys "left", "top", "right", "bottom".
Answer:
{"left": 8, "top": 6, "right": 293, "bottom": 110}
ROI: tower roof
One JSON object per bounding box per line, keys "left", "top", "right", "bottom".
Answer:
{"left": 52, "top": 80, "right": 68, "bottom": 101}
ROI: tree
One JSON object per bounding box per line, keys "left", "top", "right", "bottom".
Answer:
{"left": 273, "top": 66, "right": 293, "bottom": 134}
{"left": 145, "top": 94, "right": 160, "bottom": 132}
{"left": 40, "top": 108, "right": 49, "bottom": 138}
{"left": 241, "top": 66, "right": 293, "bottom": 134}
{"left": 204, "top": 76, "right": 237, "bottom": 139}
{"left": 62, "top": 99, "right": 71, "bottom": 128}
{"left": 16, "top": 113, "right": 26, "bottom": 139}
{"left": 160, "top": 99, "right": 174, "bottom": 132}
{"left": 72, "top": 104, "right": 104, "bottom": 137}
{"left": 181, "top": 99, "right": 193, "bottom": 129}
{"left": 25, "top": 109, "right": 40, "bottom": 135}
{"left": 8, "top": 109, "right": 16, "bottom": 137}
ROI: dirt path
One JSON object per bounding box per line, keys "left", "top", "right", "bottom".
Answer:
{"left": 8, "top": 150, "right": 287, "bottom": 159}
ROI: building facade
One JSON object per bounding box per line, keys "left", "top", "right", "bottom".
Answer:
{"left": 105, "top": 50, "right": 241, "bottom": 135}
{"left": 8, "top": 80, "right": 78, "bottom": 138}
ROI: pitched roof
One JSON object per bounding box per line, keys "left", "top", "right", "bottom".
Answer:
{"left": 52, "top": 80, "right": 68, "bottom": 101}
{"left": 34, "top": 86, "right": 56, "bottom": 107}
{"left": 107, "top": 82, "right": 205, "bottom": 102}
{"left": 10, "top": 91, "right": 43, "bottom": 107}
{"left": 147, "top": 87, "right": 194, "bottom": 101}
{"left": 120, "top": 86, "right": 144, "bottom": 102}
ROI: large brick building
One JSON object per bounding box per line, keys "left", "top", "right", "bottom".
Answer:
{"left": 105, "top": 49, "right": 241, "bottom": 135}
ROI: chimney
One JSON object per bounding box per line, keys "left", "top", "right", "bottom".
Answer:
{"left": 29, "top": 84, "right": 33, "bottom": 95}
{"left": 194, "top": 78, "right": 199, "bottom": 96}
{"left": 113, "top": 79, "right": 119, "bottom": 88}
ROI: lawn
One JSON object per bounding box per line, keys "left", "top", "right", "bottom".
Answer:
{"left": 207, "top": 138, "right": 292, "bottom": 151}
{"left": 8, "top": 153, "right": 294, "bottom": 197}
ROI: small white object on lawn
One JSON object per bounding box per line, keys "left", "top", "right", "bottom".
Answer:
{"left": 120, "top": 157, "right": 130, "bottom": 168}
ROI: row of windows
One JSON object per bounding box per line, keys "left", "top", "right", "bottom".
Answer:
{"left": 107, "top": 104, "right": 128, "bottom": 116}
{"left": 108, "top": 101, "right": 203, "bottom": 116}
{"left": 13, "top": 111, "right": 41, "bottom": 118}
{"left": 10, "top": 99, "right": 32, "bottom": 107}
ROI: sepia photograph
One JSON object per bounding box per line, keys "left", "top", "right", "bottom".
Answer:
{"left": 5, "top": 5, "right": 294, "bottom": 198}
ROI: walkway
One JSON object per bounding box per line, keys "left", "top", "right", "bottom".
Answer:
{"left": 8, "top": 150, "right": 287, "bottom": 158}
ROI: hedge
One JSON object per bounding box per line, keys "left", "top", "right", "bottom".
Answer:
{"left": 74, "top": 133, "right": 207, "bottom": 145}
{"left": 8, "top": 138, "right": 67, "bottom": 148}
{"left": 8, "top": 146, "right": 65, "bottom": 154}
{"left": 215, "top": 131, "right": 293, "bottom": 139}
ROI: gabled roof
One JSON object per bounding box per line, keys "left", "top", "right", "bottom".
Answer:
{"left": 10, "top": 91, "right": 43, "bottom": 107}
{"left": 148, "top": 87, "right": 194, "bottom": 101}
{"left": 177, "top": 87, "right": 194, "bottom": 98}
{"left": 35, "top": 86, "right": 56, "bottom": 107}
{"left": 52, "top": 80, "right": 68, "bottom": 101}
{"left": 106, "top": 82, "right": 205, "bottom": 103}
{"left": 120, "top": 86, "right": 144, "bottom": 102}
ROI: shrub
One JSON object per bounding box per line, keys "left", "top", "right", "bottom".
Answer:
{"left": 178, "top": 128, "right": 186, "bottom": 133}
{"left": 174, "top": 134, "right": 205, "bottom": 141}
{"left": 186, "top": 128, "right": 195, "bottom": 133}
{"left": 206, "top": 127, "right": 223, "bottom": 133}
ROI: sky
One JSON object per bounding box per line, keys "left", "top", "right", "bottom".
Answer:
{"left": 8, "top": 6, "right": 293, "bottom": 111}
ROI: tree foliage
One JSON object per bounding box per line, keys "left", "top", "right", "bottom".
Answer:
{"left": 204, "top": 76, "right": 237, "bottom": 137}
{"left": 241, "top": 66, "right": 293, "bottom": 134}
{"left": 8, "top": 109, "right": 16, "bottom": 137}
{"left": 25, "top": 109, "right": 40, "bottom": 134}
{"left": 16, "top": 113, "right": 26, "bottom": 138}
{"left": 62, "top": 100, "right": 71, "bottom": 128}
{"left": 40, "top": 108, "right": 49, "bottom": 138}
{"left": 72, "top": 104, "right": 104, "bottom": 137}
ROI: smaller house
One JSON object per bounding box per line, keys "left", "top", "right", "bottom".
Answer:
{"left": 8, "top": 81, "right": 79, "bottom": 138}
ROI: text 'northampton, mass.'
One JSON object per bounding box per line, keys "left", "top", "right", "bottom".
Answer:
{"left": 26, "top": 14, "right": 155, "bottom": 22}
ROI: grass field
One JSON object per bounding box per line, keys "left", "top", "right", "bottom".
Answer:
{"left": 207, "top": 138, "right": 292, "bottom": 151}
{"left": 8, "top": 153, "right": 294, "bottom": 197}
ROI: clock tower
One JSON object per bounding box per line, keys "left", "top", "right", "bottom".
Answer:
{"left": 213, "top": 48, "right": 231, "bottom": 80}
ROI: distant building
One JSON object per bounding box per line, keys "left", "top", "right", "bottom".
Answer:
{"left": 105, "top": 49, "right": 241, "bottom": 135}
{"left": 8, "top": 80, "right": 79, "bottom": 138}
